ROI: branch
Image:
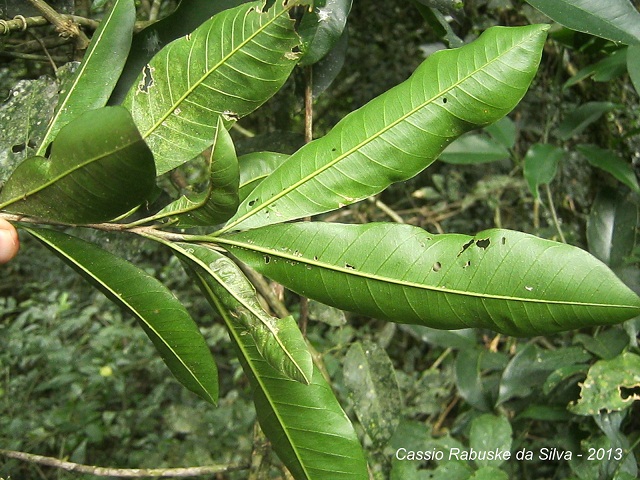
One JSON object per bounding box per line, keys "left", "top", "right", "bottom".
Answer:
{"left": 0, "top": 14, "right": 98, "bottom": 36}
{"left": 0, "top": 449, "right": 248, "bottom": 478}
{"left": 26, "top": 0, "right": 90, "bottom": 49}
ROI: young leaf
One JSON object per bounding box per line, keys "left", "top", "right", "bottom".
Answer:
{"left": 577, "top": 144, "right": 640, "bottom": 194}
{"left": 173, "top": 243, "right": 313, "bottom": 384}
{"left": 153, "top": 117, "right": 239, "bottom": 226}
{"left": 123, "top": 0, "right": 301, "bottom": 175}
{"left": 343, "top": 341, "right": 401, "bottom": 446}
{"left": 523, "top": 143, "right": 564, "bottom": 200}
{"left": 23, "top": 227, "right": 218, "bottom": 405}
{"left": 196, "top": 283, "right": 369, "bottom": 480}
{"left": 298, "top": 0, "right": 353, "bottom": 66}
{"left": 0, "top": 107, "right": 155, "bottom": 224}
{"left": 525, "top": 0, "right": 640, "bottom": 45}
{"left": 217, "top": 222, "right": 640, "bottom": 336}
{"left": 37, "top": 0, "right": 136, "bottom": 155}
{"left": 222, "top": 25, "right": 549, "bottom": 232}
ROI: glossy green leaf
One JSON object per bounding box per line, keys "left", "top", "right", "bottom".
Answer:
{"left": 438, "top": 133, "right": 510, "bottom": 165}
{"left": 411, "top": 1, "right": 464, "bottom": 48}
{"left": 569, "top": 352, "right": 640, "bottom": 415}
{"left": 343, "top": 340, "right": 401, "bottom": 445}
{"left": 525, "top": 0, "right": 640, "bottom": 45}
{"left": 628, "top": 45, "right": 640, "bottom": 95}
{"left": 154, "top": 118, "right": 239, "bottom": 226}
{"left": 556, "top": 102, "right": 620, "bottom": 140}
{"left": 574, "top": 328, "right": 629, "bottom": 360}
{"left": 37, "top": 0, "right": 135, "bottom": 155}
{"left": 523, "top": 143, "right": 564, "bottom": 200}
{"left": 469, "top": 414, "right": 512, "bottom": 468}
{"left": 0, "top": 107, "right": 155, "bottom": 223}
{"left": 238, "top": 151, "right": 289, "bottom": 202}
{"left": 173, "top": 243, "right": 313, "bottom": 384}
{"left": 185, "top": 255, "right": 369, "bottom": 480}
{"left": 298, "top": 0, "right": 353, "bottom": 66}
{"left": 455, "top": 348, "right": 493, "bottom": 411}
{"left": 110, "top": 0, "right": 248, "bottom": 104}
{"left": 485, "top": 116, "right": 517, "bottom": 149}
{"left": 123, "top": 0, "right": 301, "bottom": 175}
{"left": 217, "top": 222, "right": 640, "bottom": 336}
{"left": 23, "top": 227, "right": 218, "bottom": 405}
{"left": 564, "top": 48, "right": 628, "bottom": 88}
{"left": 222, "top": 25, "right": 549, "bottom": 232}
{"left": 587, "top": 188, "right": 639, "bottom": 267}
{"left": 577, "top": 144, "right": 640, "bottom": 193}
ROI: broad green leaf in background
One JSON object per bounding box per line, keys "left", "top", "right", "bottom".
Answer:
{"left": 556, "top": 102, "right": 620, "bottom": 140}
{"left": 174, "top": 243, "right": 313, "bottom": 384}
{"left": 525, "top": 0, "right": 640, "bottom": 45}
{"left": 523, "top": 143, "right": 564, "bottom": 200}
{"left": 485, "top": 116, "right": 517, "bottom": 150}
{"left": 153, "top": 118, "right": 239, "bottom": 226}
{"left": 469, "top": 414, "right": 512, "bottom": 468}
{"left": 577, "top": 144, "right": 640, "bottom": 194}
{"left": 455, "top": 348, "right": 494, "bottom": 411}
{"left": 401, "top": 325, "right": 477, "bottom": 349}
{"left": 587, "top": 188, "right": 639, "bottom": 267}
{"left": 298, "top": 0, "right": 353, "bottom": 66}
{"left": 238, "top": 151, "right": 289, "bottom": 202}
{"left": 221, "top": 25, "right": 549, "bottom": 232}
{"left": 497, "top": 343, "right": 591, "bottom": 405}
{"left": 564, "top": 48, "right": 628, "bottom": 88}
{"left": 438, "top": 133, "right": 510, "bottom": 165}
{"left": 186, "top": 257, "right": 369, "bottom": 480}
{"left": 37, "top": 0, "right": 136, "bottom": 156}
{"left": 23, "top": 227, "right": 218, "bottom": 405}
{"left": 573, "top": 328, "right": 630, "bottom": 360}
{"left": 569, "top": 351, "right": 640, "bottom": 415}
{"left": 343, "top": 340, "right": 401, "bottom": 446}
{"left": 123, "top": 0, "right": 301, "bottom": 175}
{"left": 410, "top": 0, "right": 464, "bottom": 48}
{"left": 627, "top": 45, "right": 640, "bottom": 95}
{"left": 0, "top": 107, "right": 155, "bottom": 224}
{"left": 217, "top": 222, "right": 640, "bottom": 336}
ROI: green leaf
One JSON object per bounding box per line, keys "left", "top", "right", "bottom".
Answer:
{"left": 556, "top": 102, "right": 620, "bottom": 140}
{"left": 185, "top": 256, "right": 369, "bottom": 480}
{"left": 564, "top": 48, "right": 628, "bottom": 88}
{"left": 573, "top": 328, "right": 629, "bottom": 360}
{"left": 497, "top": 343, "right": 591, "bottom": 405}
{"left": 469, "top": 414, "right": 512, "bottom": 468}
{"left": 218, "top": 222, "right": 640, "bottom": 336}
{"left": 173, "top": 243, "right": 313, "bottom": 384}
{"left": 154, "top": 117, "right": 239, "bottom": 226}
{"left": 525, "top": 0, "right": 640, "bottom": 45}
{"left": 627, "top": 45, "right": 640, "bottom": 95}
{"left": 470, "top": 467, "right": 508, "bottom": 480}
{"left": 0, "top": 107, "right": 155, "bottom": 224}
{"left": 37, "top": 0, "right": 136, "bottom": 155}
{"left": 438, "top": 133, "right": 510, "bottom": 165}
{"left": 221, "top": 25, "right": 549, "bottom": 232}
{"left": 523, "top": 143, "right": 564, "bottom": 200}
{"left": 587, "top": 188, "right": 639, "bottom": 267}
{"left": 455, "top": 348, "right": 494, "bottom": 411}
{"left": 577, "top": 144, "right": 640, "bottom": 193}
{"left": 343, "top": 340, "right": 401, "bottom": 445}
{"left": 123, "top": 0, "right": 301, "bottom": 175}
{"left": 485, "top": 116, "right": 517, "bottom": 149}
{"left": 298, "top": 0, "right": 353, "bottom": 66}
{"left": 238, "top": 151, "right": 289, "bottom": 202}
{"left": 569, "top": 352, "right": 640, "bottom": 415}
{"left": 23, "top": 227, "right": 218, "bottom": 405}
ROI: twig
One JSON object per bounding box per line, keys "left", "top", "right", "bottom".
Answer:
{"left": 0, "top": 14, "right": 98, "bottom": 36}
{"left": 0, "top": 449, "right": 248, "bottom": 478}
{"left": 26, "top": 0, "right": 90, "bottom": 49}
{"left": 149, "top": 0, "right": 163, "bottom": 21}
{"left": 367, "top": 196, "right": 405, "bottom": 223}
{"left": 236, "top": 261, "right": 290, "bottom": 318}
{"left": 544, "top": 183, "right": 566, "bottom": 243}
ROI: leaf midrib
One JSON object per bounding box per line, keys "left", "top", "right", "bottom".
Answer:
{"left": 220, "top": 28, "right": 539, "bottom": 233}
{"left": 215, "top": 235, "right": 637, "bottom": 309}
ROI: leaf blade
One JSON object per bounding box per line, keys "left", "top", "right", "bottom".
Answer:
{"left": 24, "top": 227, "right": 218, "bottom": 405}
{"left": 218, "top": 222, "right": 640, "bottom": 336}
{"left": 37, "top": 0, "right": 136, "bottom": 155}
{"left": 222, "top": 24, "right": 549, "bottom": 232}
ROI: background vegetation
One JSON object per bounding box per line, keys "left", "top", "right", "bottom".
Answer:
{"left": 1, "top": 0, "right": 640, "bottom": 479}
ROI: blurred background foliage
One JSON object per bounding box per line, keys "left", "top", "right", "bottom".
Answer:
{"left": 2, "top": 0, "right": 640, "bottom": 479}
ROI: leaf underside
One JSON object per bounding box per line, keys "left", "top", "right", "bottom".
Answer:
{"left": 123, "top": 0, "right": 301, "bottom": 175}
{"left": 223, "top": 24, "right": 549, "bottom": 232}
{"left": 219, "top": 222, "right": 640, "bottom": 336}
